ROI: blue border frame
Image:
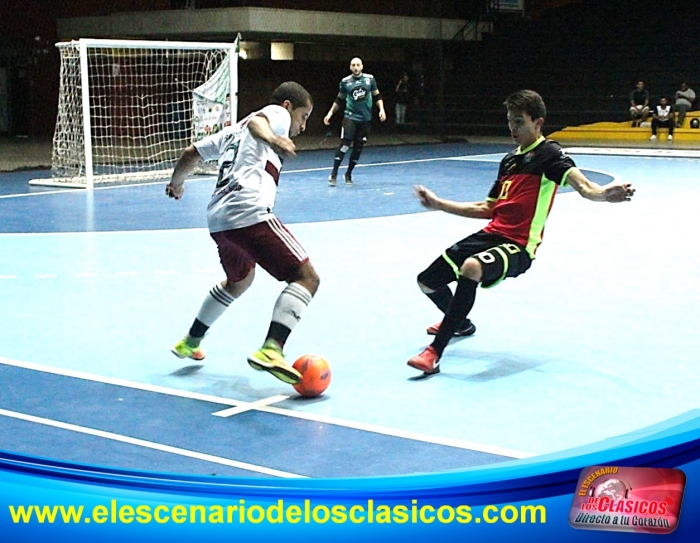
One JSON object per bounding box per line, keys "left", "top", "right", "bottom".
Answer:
{"left": 2, "top": 410, "right": 699, "bottom": 541}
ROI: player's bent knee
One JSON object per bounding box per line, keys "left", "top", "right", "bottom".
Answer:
{"left": 417, "top": 280, "right": 435, "bottom": 294}
{"left": 222, "top": 270, "right": 255, "bottom": 297}
{"left": 292, "top": 262, "right": 320, "bottom": 295}
{"left": 460, "top": 258, "right": 483, "bottom": 282}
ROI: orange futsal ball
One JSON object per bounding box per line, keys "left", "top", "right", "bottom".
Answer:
{"left": 292, "top": 354, "right": 331, "bottom": 398}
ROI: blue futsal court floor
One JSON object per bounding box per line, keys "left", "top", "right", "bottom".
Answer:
{"left": 0, "top": 142, "right": 698, "bottom": 478}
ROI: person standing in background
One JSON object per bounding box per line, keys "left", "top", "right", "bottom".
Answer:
{"left": 323, "top": 57, "right": 386, "bottom": 186}
{"left": 395, "top": 72, "right": 410, "bottom": 125}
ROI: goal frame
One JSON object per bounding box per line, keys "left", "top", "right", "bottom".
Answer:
{"left": 30, "top": 37, "right": 239, "bottom": 189}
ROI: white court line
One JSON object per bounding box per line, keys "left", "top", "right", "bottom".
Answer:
{"left": 0, "top": 178, "right": 181, "bottom": 199}
{"left": 2, "top": 269, "right": 219, "bottom": 281}
{"left": 6, "top": 148, "right": 697, "bottom": 202}
{"left": 0, "top": 355, "right": 533, "bottom": 459}
{"left": 0, "top": 227, "right": 210, "bottom": 238}
{"left": 255, "top": 404, "right": 532, "bottom": 458}
{"left": 0, "top": 408, "right": 305, "bottom": 479}
{"left": 0, "top": 356, "right": 245, "bottom": 408}
{"left": 0, "top": 154, "right": 500, "bottom": 200}
{"left": 212, "top": 395, "right": 290, "bottom": 417}
{"left": 565, "top": 147, "right": 700, "bottom": 158}
{"left": 448, "top": 155, "right": 621, "bottom": 187}
{"left": 444, "top": 155, "right": 504, "bottom": 162}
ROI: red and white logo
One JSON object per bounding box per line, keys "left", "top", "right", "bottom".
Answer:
{"left": 569, "top": 466, "right": 685, "bottom": 534}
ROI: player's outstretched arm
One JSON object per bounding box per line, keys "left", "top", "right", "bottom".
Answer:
{"left": 414, "top": 185, "right": 494, "bottom": 218}
{"left": 248, "top": 115, "right": 296, "bottom": 157}
{"left": 566, "top": 168, "right": 635, "bottom": 203}
{"left": 166, "top": 145, "right": 202, "bottom": 200}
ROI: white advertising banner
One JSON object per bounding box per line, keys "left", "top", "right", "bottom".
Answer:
{"left": 192, "top": 52, "right": 232, "bottom": 141}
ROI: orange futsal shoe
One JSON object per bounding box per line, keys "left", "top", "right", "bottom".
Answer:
{"left": 407, "top": 346, "right": 441, "bottom": 374}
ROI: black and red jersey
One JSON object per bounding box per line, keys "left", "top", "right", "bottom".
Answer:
{"left": 483, "top": 137, "right": 576, "bottom": 258}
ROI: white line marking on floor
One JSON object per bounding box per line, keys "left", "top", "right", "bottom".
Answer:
{"left": 3, "top": 269, "right": 223, "bottom": 280}
{"left": 0, "top": 408, "right": 305, "bottom": 478}
{"left": 0, "top": 357, "right": 245, "bottom": 407}
{"left": 258, "top": 404, "right": 532, "bottom": 459}
{"left": 4, "top": 148, "right": 698, "bottom": 203}
{"left": 0, "top": 153, "right": 505, "bottom": 201}
{"left": 444, "top": 155, "right": 504, "bottom": 162}
{"left": 284, "top": 156, "right": 478, "bottom": 174}
{"left": 212, "top": 395, "right": 290, "bottom": 418}
{"left": 0, "top": 356, "right": 534, "bottom": 458}
{"left": 565, "top": 147, "right": 700, "bottom": 158}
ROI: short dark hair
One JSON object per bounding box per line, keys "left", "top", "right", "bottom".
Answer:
{"left": 504, "top": 89, "right": 546, "bottom": 121}
{"left": 271, "top": 81, "right": 313, "bottom": 109}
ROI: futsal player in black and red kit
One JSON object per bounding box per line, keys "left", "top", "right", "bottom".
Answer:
{"left": 408, "top": 89, "right": 635, "bottom": 375}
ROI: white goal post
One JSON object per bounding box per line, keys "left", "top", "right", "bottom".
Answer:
{"left": 30, "top": 37, "right": 239, "bottom": 189}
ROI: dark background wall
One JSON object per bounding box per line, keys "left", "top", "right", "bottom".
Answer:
{"left": 3, "top": 0, "right": 695, "bottom": 139}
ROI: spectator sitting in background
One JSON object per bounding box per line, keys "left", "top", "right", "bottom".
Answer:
{"left": 674, "top": 82, "right": 695, "bottom": 128}
{"left": 629, "top": 81, "right": 650, "bottom": 127}
{"left": 650, "top": 96, "right": 674, "bottom": 141}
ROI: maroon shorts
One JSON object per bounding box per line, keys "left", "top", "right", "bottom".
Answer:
{"left": 210, "top": 217, "right": 309, "bottom": 283}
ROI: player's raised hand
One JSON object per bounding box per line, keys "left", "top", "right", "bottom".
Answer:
{"left": 604, "top": 183, "right": 635, "bottom": 202}
{"left": 414, "top": 185, "right": 440, "bottom": 209}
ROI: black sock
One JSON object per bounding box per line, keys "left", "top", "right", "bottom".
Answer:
{"left": 332, "top": 150, "right": 345, "bottom": 175}
{"left": 188, "top": 318, "right": 209, "bottom": 342}
{"left": 432, "top": 276, "right": 478, "bottom": 355}
{"left": 426, "top": 285, "right": 453, "bottom": 313}
{"left": 347, "top": 148, "right": 362, "bottom": 175}
{"left": 266, "top": 322, "right": 291, "bottom": 349}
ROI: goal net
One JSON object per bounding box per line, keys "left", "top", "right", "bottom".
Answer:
{"left": 30, "top": 38, "right": 239, "bottom": 188}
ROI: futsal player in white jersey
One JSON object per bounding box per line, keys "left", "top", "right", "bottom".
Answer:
{"left": 165, "top": 82, "right": 316, "bottom": 385}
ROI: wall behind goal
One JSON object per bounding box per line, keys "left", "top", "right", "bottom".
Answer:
{"left": 3, "top": 0, "right": 459, "bottom": 139}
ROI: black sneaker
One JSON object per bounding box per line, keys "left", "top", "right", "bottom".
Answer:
{"left": 344, "top": 173, "right": 353, "bottom": 185}
{"left": 426, "top": 319, "right": 476, "bottom": 337}
{"left": 328, "top": 173, "right": 337, "bottom": 186}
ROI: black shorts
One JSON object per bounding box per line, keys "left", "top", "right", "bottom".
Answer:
{"left": 424, "top": 230, "right": 532, "bottom": 289}
{"left": 341, "top": 118, "right": 371, "bottom": 144}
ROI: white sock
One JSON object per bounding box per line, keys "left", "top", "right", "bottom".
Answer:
{"left": 196, "top": 283, "right": 235, "bottom": 327}
{"left": 271, "top": 283, "right": 312, "bottom": 332}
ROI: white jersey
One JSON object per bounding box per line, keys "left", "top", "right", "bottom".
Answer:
{"left": 194, "top": 104, "right": 291, "bottom": 233}
{"left": 655, "top": 105, "right": 672, "bottom": 122}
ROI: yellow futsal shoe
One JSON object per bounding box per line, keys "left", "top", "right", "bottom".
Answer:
{"left": 171, "top": 338, "right": 205, "bottom": 361}
{"left": 247, "top": 343, "right": 301, "bottom": 384}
